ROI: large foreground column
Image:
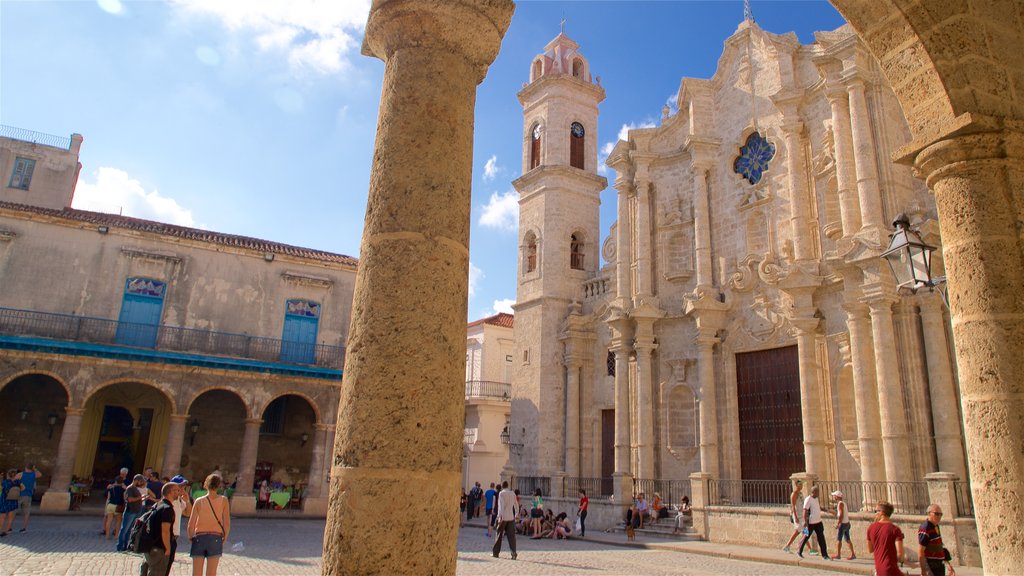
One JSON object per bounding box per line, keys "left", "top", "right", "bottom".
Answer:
{"left": 910, "top": 127, "right": 1024, "bottom": 575}
{"left": 323, "top": 3, "right": 513, "bottom": 574}
{"left": 160, "top": 414, "right": 189, "bottom": 478}
{"left": 232, "top": 418, "right": 262, "bottom": 514}
{"left": 40, "top": 407, "right": 84, "bottom": 511}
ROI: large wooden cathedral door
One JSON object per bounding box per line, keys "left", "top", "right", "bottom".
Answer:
{"left": 736, "top": 346, "right": 804, "bottom": 493}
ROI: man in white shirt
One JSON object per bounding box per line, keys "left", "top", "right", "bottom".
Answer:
{"left": 491, "top": 481, "right": 518, "bottom": 560}
{"left": 797, "top": 485, "right": 831, "bottom": 560}
{"left": 166, "top": 475, "right": 193, "bottom": 576}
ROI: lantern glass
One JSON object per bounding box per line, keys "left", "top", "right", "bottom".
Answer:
{"left": 883, "top": 216, "right": 936, "bottom": 290}
{"left": 500, "top": 426, "right": 511, "bottom": 445}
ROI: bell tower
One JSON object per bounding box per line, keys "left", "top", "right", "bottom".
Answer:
{"left": 510, "top": 29, "right": 607, "bottom": 477}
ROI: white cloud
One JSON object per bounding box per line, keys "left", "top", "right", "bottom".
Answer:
{"left": 478, "top": 190, "right": 519, "bottom": 232}
{"left": 483, "top": 155, "right": 500, "bottom": 181}
{"left": 598, "top": 121, "right": 658, "bottom": 174}
{"left": 169, "top": 0, "right": 370, "bottom": 76}
{"left": 491, "top": 299, "right": 515, "bottom": 314}
{"left": 96, "top": 0, "right": 123, "bottom": 16}
{"left": 72, "top": 167, "right": 196, "bottom": 227}
{"left": 468, "top": 262, "right": 484, "bottom": 298}
{"left": 666, "top": 92, "right": 680, "bottom": 114}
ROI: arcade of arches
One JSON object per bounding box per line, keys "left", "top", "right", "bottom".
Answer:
{"left": 0, "top": 352, "right": 338, "bottom": 516}
{"left": 326, "top": 1, "right": 1023, "bottom": 574}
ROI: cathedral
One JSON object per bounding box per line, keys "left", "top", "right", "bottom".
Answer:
{"left": 509, "top": 18, "right": 968, "bottom": 510}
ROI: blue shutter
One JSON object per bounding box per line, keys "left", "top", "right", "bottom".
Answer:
{"left": 115, "top": 278, "right": 165, "bottom": 348}
{"left": 280, "top": 300, "right": 320, "bottom": 364}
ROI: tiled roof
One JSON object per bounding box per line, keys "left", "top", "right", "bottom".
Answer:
{"left": 468, "top": 312, "right": 514, "bottom": 329}
{"left": 0, "top": 201, "right": 358, "bottom": 267}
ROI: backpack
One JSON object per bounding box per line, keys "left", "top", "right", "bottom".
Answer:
{"left": 127, "top": 504, "right": 163, "bottom": 554}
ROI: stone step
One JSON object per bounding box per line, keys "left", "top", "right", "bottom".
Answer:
{"left": 612, "top": 522, "right": 702, "bottom": 541}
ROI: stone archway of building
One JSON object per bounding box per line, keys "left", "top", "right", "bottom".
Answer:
{"left": 0, "top": 373, "right": 70, "bottom": 493}
{"left": 186, "top": 388, "right": 247, "bottom": 488}
{"left": 76, "top": 382, "right": 173, "bottom": 484}
{"left": 255, "top": 394, "right": 317, "bottom": 508}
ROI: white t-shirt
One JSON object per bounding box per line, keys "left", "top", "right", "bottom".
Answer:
{"left": 803, "top": 495, "right": 822, "bottom": 524}
{"left": 172, "top": 499, "right": 186, "bottom": 536}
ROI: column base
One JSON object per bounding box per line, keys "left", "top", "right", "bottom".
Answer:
{"left": 232, "top": 496, "right": 256, "bottom": 515}
{"left": 40, "top": 490, "right": 70, "bottom": 512}
{"left": 302, "top": 497, "right": 329, "bottom": 516}
{"left": 612, "top": 472, "right": 634, "bottom": 505}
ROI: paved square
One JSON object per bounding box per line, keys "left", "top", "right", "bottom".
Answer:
{"left": 0, "top": 516, "right": 836, "bottom": 575}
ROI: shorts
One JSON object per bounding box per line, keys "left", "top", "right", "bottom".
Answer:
{"left": 19, "top": 495, "right": 31, "bottom": 514}
{"left": 836, "top": 522, "right": 851, "bottom": 542}
{"left": 105, "top": 503, "right": 119, "bottom": 515}
{"left": 790, "top": 513, "right": 800, "bottom": 530}
{"left": 530, "top": 508, "right": 543, "bottom": 518}
{"left": 190, "top": 533, "right": 224, "bottom": 558}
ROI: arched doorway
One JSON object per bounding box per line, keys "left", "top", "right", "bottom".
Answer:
{"left": 77, "top": 382, "right": 172, "bottom": 486}
{"left": 255, "top": 394, "right": 317, "bottom": 509}
{"left": 0, "top": 373, "right": 70, "bottom": 492}
{"left": 186, "top": 389, "right": 247, "bottom": 486}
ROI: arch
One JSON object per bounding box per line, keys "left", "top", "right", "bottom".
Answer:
{"left": 187, "top": 388, "right": 249, "bottom": 483}
{"left": 529, "top": 121, "right": 541, "bottom": 170}
{"left": 522, "top": 230, "right": 539, "bottom": 274}
{"left": 572, "top": 57, "right": 584, "bottom": 78}
{"left": 0, "top": 369, "right": 73, "bottom": 405}
{"left": 257, "top": 390, "right": 323, "bottom": 426}
{"left": 186, "top": 386, "right": 250, "bottom": 419}
{"left": 0, "top": 373, "right": 72, "bottom": 476}
{"left": 82, "top": 377, "right": 176, "bottom": 411}
{"left": 530, "top": 57, "right": 543, "bottom": 82}
{"left": 570, "top": 232, "right": 585, "bottom": 270}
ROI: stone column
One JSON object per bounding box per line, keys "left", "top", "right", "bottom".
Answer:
{"left": 614, "top": 177, "right": 633, "bottom": 299}
{"left": 842, "top": 303, "right": 886, "bottom": 485}
{"left": 634, "top": 178, "right": 653, "bottom": 296}
{"left": 40, "top": 407, "right": 85, "bottom": 512}
{"left": 612, "top": 346, "right": 633, "bottom": 503}
{"left": 865, "top": 297, "right": 912, "bottom": 484}
{"left": 323, "top": 3, "right": 513, "bottom": 574}
{"left": 302, "top": 424, "right": 332, "bottom": 516}
{"left": 917, "top": 294, "right": 968, "bottom": 481}
{"left": 825, "top": 88, "right": 862, "bottom": 236}
{"left": 695, "top": 330, "right": 719, "bottom": 479}
{"left": 689, "top": 472, "right": 712, "bottom": 539}
{"left": 232, "top": 418, "right": 263, "bottom": 514}
{"left": 692, "top": 164, "right": 713, "bottom": 291}
{"left": 791, "top": 317, "right": 828, "bottom": 476}
{"left": 634, "top": 329, "right": 656, "bottom": 480}
{"left": 845, "top": 76, "right": 885, "bottom": 232}
{"left": 780, "top": 119, "right": 815, "bottom": 261}
{"left": 909, "top": 128, "right": 1024, "bottom": 575}
{"left": 564, "top": 360, "right": 581, "bottom": 477}
{"left": 160, "top": 414, "right": 189, "bottom": 478}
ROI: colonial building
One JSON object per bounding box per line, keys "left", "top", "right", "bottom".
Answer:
{"left": 510, "top": 20, "right": 967, "bottom": 513}
{"left": 0, "top": 125, "right": 356, "bottom": 515}
{"left": 462, "top": 312, "right": 514, "bottom": 490}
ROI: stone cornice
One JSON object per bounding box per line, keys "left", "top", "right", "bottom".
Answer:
{"left": 281, "top": 270, "right": 334, "bottom": 289}
{"left": 120, "top": 246, "right": 182, "bottom": 265}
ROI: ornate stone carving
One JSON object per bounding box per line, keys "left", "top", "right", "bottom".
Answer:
{"left": 281, "top": 270, "right": 333, "bottom": 289}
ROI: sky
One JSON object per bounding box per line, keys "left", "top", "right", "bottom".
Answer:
{"left": 0, "top": 0, "right": 846, "bottom": 322}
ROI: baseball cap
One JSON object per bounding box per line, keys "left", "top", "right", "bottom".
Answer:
{"left": 831, "top": 490, "right": 843, "bottom": 498}
{"left": 170, "top": 475, "right": 188, "bottom": 484}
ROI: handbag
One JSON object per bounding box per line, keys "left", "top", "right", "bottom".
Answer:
{"left": 6, "top": 484, "right": 20, "bottom": 500}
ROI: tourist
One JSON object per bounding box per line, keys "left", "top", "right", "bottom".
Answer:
{"left": 673, "top": 495, "right": 691, "bottom": 534}
{"left": 832, "top": 490, "right": 856, "bottom": 560}
{"left": 166, "top": 475, "right": 193, "bottom": 576}
{"left": 188, "top": 474, "right": 231, "bottom": 576}
{"left": 652, "top": 492, "right": 669, "bottom": 521}
{"left": 140, "top": 483, "right": 177, "bottom": 576}
{"left": 13, "top": 463, "right": 40, "bottom": 532}
{"left": 484, "top": 482, "right": 497, "bottom": 537}
{"left": 919, "top": 504, "right": 952, "bottom": 576}
{"left": 1, "top": 468, "right": 20, "bottom": 536}
{"left": 257, "top": 479, "right": 270, "bottom": 510}
{"left": 515, "top": 506, "right": 530, "bottom": 535}
{"left": 867, "top": 501, "right": 905, "bottom": 576}
{"left": 459, "top": 489, "right": 467, "bottom": 524}
{"left": 783, "top": 479, "right": 802, "bottom": 553}
{"left": 636, "top": 493, "right": 649, "bottom": 528}
{"left": 104, "top": 468, "right": 129, "bottom": 541}
{"left": 530, "top": 488, "right": 544, "bottom": 537}
{"left": 491, "top": 480, "right": 518, "bottom": 560}
{"left": 577, "top": 488, "right": 589, "bottom": 537}
{"left": 797, "top": 485, "right": 831, "bottom": 559}
{"left": 551, "top": 512, "right": 572, "bottom": 539}
{"left": 117, "top": 474, "right": 147, "bottom": 551}
{"left": 534, "top": 509, "right": 556, "bottom": 539}
{"left": 469, "top": 482, "right": 483, "bottom": 519}
{"left": 147, "top": 470, "right": 164, "bottom": 504}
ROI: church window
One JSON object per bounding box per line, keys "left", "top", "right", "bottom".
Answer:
{"left": 733, "top": 131, "right": 776, "bottom": 185}
{"left": 570, "top": 233, "right": 584, "bottom": 270}
{"left": 607, "top": 350, "right": 615, "bottom": 376}
{"left": 530, "top": 123, "right": 541, "bottom": 170}
{"left": 9, "top": 157, "right": 35, "bottom": 190}
{"left": 524, "top": 232, "right": 538, "bottom": 274}
{"left": 572, "top": 58, "right": 583, "bottom": 78}
{"left": 570, "top": 122, "right": 585, "bottom": 169}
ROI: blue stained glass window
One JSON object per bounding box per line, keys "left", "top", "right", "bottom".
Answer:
{"left": 733, "top": 132, "right": 776, "bottom": 185}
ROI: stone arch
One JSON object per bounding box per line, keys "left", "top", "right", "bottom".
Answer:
{"left": 530, "top": 57, "right": 543, "bottom": 82}
{"left": 571, "top": 57, "right": 584, "bottom": 78}
{"left": 0, "top": 369, "right": 73, "bottom": 405}
{"left": 186, "top": 388, "right": 249, "bottom": 483}
{"left": 0, "top": 372, "right": 72, "bottom": 477}
{"left": 569, "top": 230, "right": 587, "bottom": 270}
{"left": 80, "top": 377, "right": 176, "bottom": 412}
{"left": 257, "top": 391, "right": 323, "bottom": 426}
{"left": 185, "top": 385, "right": 252, "bottom": 419}
{"left": 521, "top": 228, "right": 540, "bottom": 274}
{"left": 255, "top": 393, "right": 319, "bottom": 489}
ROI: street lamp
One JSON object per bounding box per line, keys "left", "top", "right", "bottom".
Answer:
{"left": 500, "top": 425, "right": 523, "bottom": 455}
{"left": 881, "top": 214, "right": 945, "bottom": 295}
{"left": 189, "top": 419, "right": 200, "bottom": 446}
{"left": 300, "top": 432, "right": 309, "bottom": 446}
{"left": 47, "top": 411, "right": 58, "bottom": 439}
{"left": 19, "top": 407, "right": 29, "bottom": 421}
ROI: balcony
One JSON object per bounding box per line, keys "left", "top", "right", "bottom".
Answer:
{"left": 464, "top": 380, "right": 511, "bottom": 401}
{"left": 0, "top": 307, "right": 344, "bottom": 370}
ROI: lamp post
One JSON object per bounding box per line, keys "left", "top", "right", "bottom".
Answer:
{"left": 300, "top": 432, "right": 309, "bottom": 447}
{"left": 881, "top": 214, "right": 946, "bottom": 301}
{"left": 47, "top": 411, "right": 58, "bottom": 439}
{"left": 500, "top": 425, "right": 523, "bottom": 456}
{"left": 189, "top": 419, "right": 200, "bottom": 446}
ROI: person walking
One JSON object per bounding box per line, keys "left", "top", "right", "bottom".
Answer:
{"left": 166, "top": 475, "right": 193, "bottom": 576}
{"left": 469, "top": 482, "right": 482, "bottom": 519}
{"left": 140, "top": 483, "right": 177, "bottom": 576}
{"left": 13, "top": 463, "right": 41, "bottom": 532}
{"left": 1, "top": 468, "right": 20, "bottom": 536}
{"left": 783, "top": 479, "right": 802, "bottom": 553}
{"left": 867, "top": 501, "right": 905, "bottom": 576}
{"left": 188, "top": 474, "right": 231, "bottom": 576}
{"left": 104, "top": 468, "right": 129, "bottom": 540}
{"left": 491, "top": 480, "right": 518, "bottom": 560}
{"left": 577, "top": 488, "right": 589, "bottom": 538}
{"left": 832, "top": 490, "right": 856, "bottom": 560}
{"left": 117, "top": 474, "right": 147, "bottom": 551}
{"left": 484, "top": 482, "right": 497, "bottom": 537}
{"left": 919, "top": 504, "right": 954, "bottom": 576}
{"left": 797, "top": 485, "right": 831, "bottom": 559}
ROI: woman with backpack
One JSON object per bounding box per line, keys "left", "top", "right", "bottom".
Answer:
{"left": 187, "top": 474, "right": 231, "bottom": 576}
{"left": 1, "top": 468, "right": 20, "bottom": 536}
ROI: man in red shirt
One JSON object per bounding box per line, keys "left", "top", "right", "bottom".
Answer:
{"left": 577, "top": 489, "right": 589, "bottom": 538}
{"left": 867, "top": 501, "right": 905, "bottom": 576}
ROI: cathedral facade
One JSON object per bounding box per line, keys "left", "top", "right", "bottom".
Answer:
{"left": 510, "top": 21, "right": 967, "bottom": 506}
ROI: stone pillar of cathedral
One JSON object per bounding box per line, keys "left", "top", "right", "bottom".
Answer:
{"left": 40, "top": 407, "right": 85, "bottom": 511}
{"left": 305, "top": 424, "right": 331, "bottom": 499}
{"left": 776, "top": 108, "right": 815, "bottom": 262}
{"left": 232, "top": 418, "right": 263, "bottom": 514}
{"left": 614, "top": 176, "right": 634, "bottom": 301}
{"left": 894, "top": 299, "right": 936, "bottom": 478}
{"left": 694, "top": 330, "right": 719, "bottom": 479}
{"left": 564, "top": 359, "right": 582, "bottom": 477}
{"left": 323, "top": 2, "right": 512, "bottom": 573}
{"left": 865, "top": 297, "right": 912, "bottom": 488}
{"left": 609, "top": 323, "right": 633, "bottom": 502}
{"left": 824, "top": 87, "right": 862, "bottom": 236}
{"left": 841, "top": 302, "right": 886, "bottom": 486}
{"left": 634, "top": 176, "right": 654, "bottom": 297}
{"left": 692, "top": 167, "right": 713, "bottom": 291}
{"left": 160, "top": 414, "right": 189, "bottom": 478}
{"left": 904, "top": 127, "right": 1024, "bottom": 575}
{"left": 790, "top": 316, "right": 828, "bottom": 476}
{"left": 844, "top": 75, "right": 885, "bottom": 235}
{"left": 916, "top": 293, "right": 967, "bottom": 482}
{"left": 634, "top": 321, "right": 657, "bottom": 480}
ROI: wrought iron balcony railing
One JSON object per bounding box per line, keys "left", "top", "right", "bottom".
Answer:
{"left": 464, "top": 380, "right": 511, "bottom": 401}
{"left": 0, "top": 307, "right": 344, "bottom": 369}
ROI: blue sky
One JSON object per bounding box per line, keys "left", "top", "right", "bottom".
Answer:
{"left": 0, "top": 0, "right": 845, "bottom": 322}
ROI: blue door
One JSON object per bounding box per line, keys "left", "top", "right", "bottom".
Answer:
{"left": 115, "top": 278, "right": 166, "bottom": 348}
{"left": 280, "top": 300, "right": 319, "bottom": 364}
